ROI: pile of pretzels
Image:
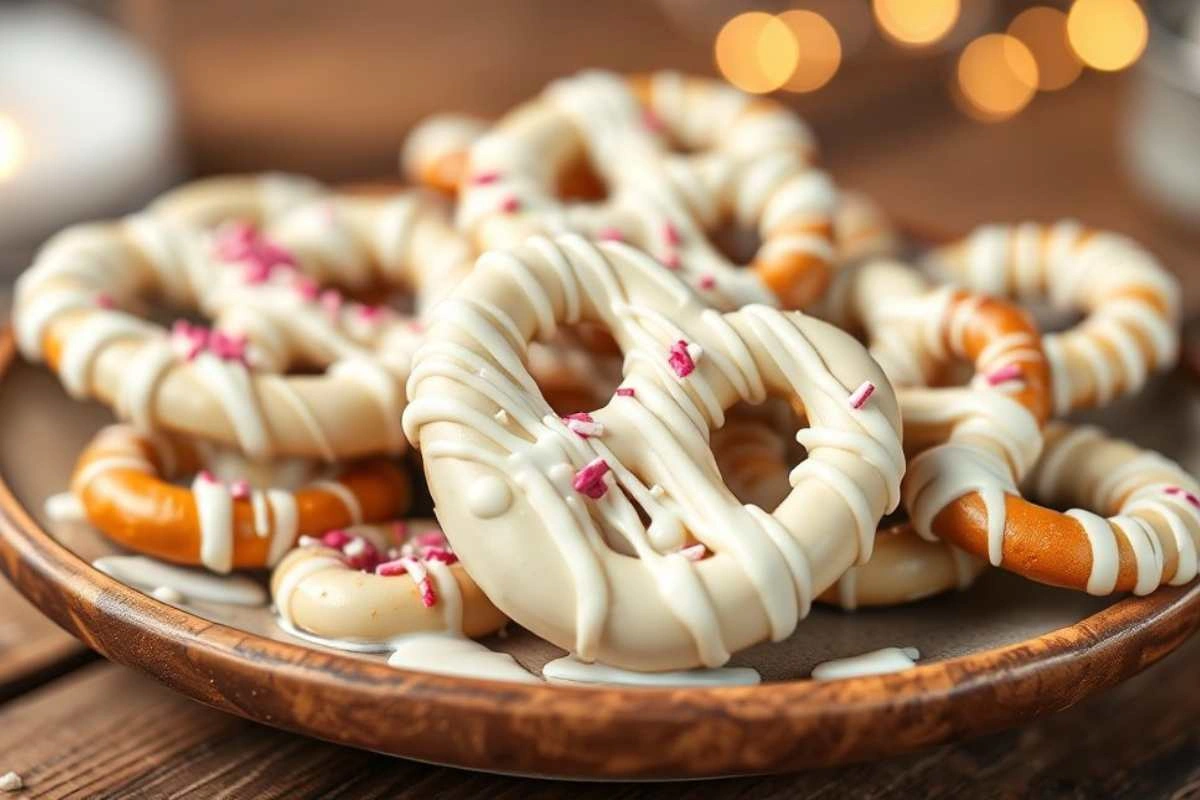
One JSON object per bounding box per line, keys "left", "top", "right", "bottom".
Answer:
{"left": 14, "top": 70, "right": 1196, "bottom": 674}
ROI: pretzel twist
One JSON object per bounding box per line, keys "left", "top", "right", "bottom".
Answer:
{"left": 71, "top": 425, "right": 409, "bottom": 572}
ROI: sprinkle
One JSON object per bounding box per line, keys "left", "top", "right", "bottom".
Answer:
{"left": 422, "top": 547, "right": 459, "bottom": 565}
{"left": 321, "top": 529, "right": 351, "bottom": 549}
{"left": 95, "top": 292, "right": 115, "bottom": 309}
{"left": 208, "top": 330, "right": 248, "bottom": 364}
{"left": 229, "top": 479, "right": 251, "bottom": 500}
{"left": 388, "top": 558, "right": 437, "bottom": 607}
{"left": 375, "top": 558, "right": 408, "bottom": 577}
{"left": 416, "top": 530, "right": 448, "bottom": 548}
{"left": 662, "top": 252, "right": 681, "bottom": 270}
{"left": 319, "top": 289, "right": 343, "bottom": 320}
{"left": 471, "top": 170, "right": 501, "bottom": 185}
{"left": 668, "top": 340, "right": 697, "bottom": 378}
{"left": 357, "top": 305, "right": 387, "bottom": 324}
{"left": 676, "top": 543, "right": 708, "bottom": 561}
{"left": 563, "top": 411, "right": 604, "bottom": 438}
{"left": 848, "top": 381, "right": 876, "bottom": 410}
{"left": 616, "top": 387, "right": 636, "bottom": 398}
{"left": 213, "top": 222, "right": 256, "bottom": 261}
{"left": 417, "top": 577, "right": 437, "bottom": 607}
{"left": 197, "top": 470, "right": 216, "bottom": 484}
{"left": 214, "top": 222, "right": 295, "bottom": 282}
{"left": 344, "top": 536, "right": 381, "bottom": 571}
{"left": 1165, "top": 486, "right": 1200, "bottom": 509}
{"left": 697, "top": 274, "right": 716, "bottom": 290}
{"left": 499, "top": 195, "right": 521, "bottom": 214}
{"left": 597, "top": 227, "right": 625, "bottom": 242}
{"left": 298, "top": 535, "right": 322, "bottom": 548}
{"left": 572, "top": 457, "right": 611, "bottom": 499}
{"left": 171, "top": 320, "right": 209, "bottom": 361}
{"left": 494, "top": 408, "right": 510, "bottom": 424}
{"left": 649, "top": 484, "right": 665, "bottom": 498}
{"left": 642, "top": 108, "right": 665, "bottom": 133}
{"left": 293, "top": 276, "right": 320, "bottom": 301}
{"left": 1, "top": 771, "right": 23, "bottom": 792}
{"left": 663, "top": 222, "right": 681, "bottom": 246}
{"left": 985, "top": 363, "right": 1024, "bottom": 386}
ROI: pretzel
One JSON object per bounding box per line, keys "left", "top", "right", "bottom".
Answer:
{"left": 271, "top": 520, "right": 506, "bottom": 647}
{"left": 454, "top": 70, "right": 838, "bottom": 310}
{"left": 14, "top": 174, "right": 471, "bottom": 461}
{"left": 70, "top": 425, "right": 409, "bottom": 572}
{"left": 402, "top": 233, "right": 904, "bottom": 671}
{"left": 401, "top": 113, "right": 490, "bottom": 196}
{"left": 924, "top": 221, "right": 1180, "bottom": 415}
{"left": 711, "top": 414, "right": 985, "bottom": 609}
{"left": 834, "top": 191, "right": 899, "bottom": 266}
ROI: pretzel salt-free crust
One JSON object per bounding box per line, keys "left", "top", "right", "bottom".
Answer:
{"left": 15, "top": 174, "right": 471, "bottom": 461}
{"left": 925, "top": 221, "right": 1180, "bottom": 415}
{"left": 71, "top": 425, "right": 408, "bottom": 572}
{"left": 403, "top": 233, "right": 905, "bottom": 671}
{"left": 272, "top": 521, "right": 506, "bottom": 646}
{"left": 454, "top": 70, "right": 838, "bottom": 310}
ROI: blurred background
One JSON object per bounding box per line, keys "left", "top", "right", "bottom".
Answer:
{"left": 1, "top": 0, "right": 1198, "bottom": 304}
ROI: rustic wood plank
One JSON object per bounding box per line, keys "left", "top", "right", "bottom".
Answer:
{"left": 0, "top": 632, "right": 1196, "bottom": 799}
{"left": 0, "top": 578, "right": 86, "bottom": 701}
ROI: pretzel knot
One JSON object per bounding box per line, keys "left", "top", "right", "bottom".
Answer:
{"left": 452, "top": 70, "right": 837, "bottom": 311}
{"left": 14, "top": 174, "right": 471, "bottom": 461}
{"left": 402, "top": 233, "right": 905, "bottom": 671}
{"left": 71, "top": 425, "right": 409, "bottom": 572}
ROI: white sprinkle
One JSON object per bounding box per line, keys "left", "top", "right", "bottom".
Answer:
{"left": 0, "top": 772, "right": 22, "bottom": 792}
{"left": 566, "top": 418, "right": 605, "bottom": 437}
{"left": 343, "top": 537, "right": 367, "bottom": 557}
{"left": 298, "top": 535, "right": 322, "bottom": 548}
{"left": 848, "top": 381, "right": 876, "bottom": 409}
{"left": 686, "top": 342, "right": 704, "bottom": 362}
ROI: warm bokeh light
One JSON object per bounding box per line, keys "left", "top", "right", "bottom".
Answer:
{"left": 1066, "top": 0, "right": 1148, "bottom": 72}
{"left": 1009, "top": 6, "right": 1083, "bottom": 91}
{"left": 715, "top": 12, "right": 799, "bottom": 94}
{"left": 0, "top": 114, "right": 27, "bottom": 182}
{"left": 956, "top": 34, "right": 1039, "bottom": 122}
{"left": 778, "top": 10, "right": 842, "bottom": 93}
{"left": 873, "top": 0, "right": 961, "bottom": 47}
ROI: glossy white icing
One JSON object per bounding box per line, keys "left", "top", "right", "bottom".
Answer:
{"left": 92, "top": 555, "right": 268, "bottom": 606}
{"left": 387, "top": 634, "right": 540, "bottom": 683}
{"left": 543, "top": 655, "right": 760, "bottom": 687}
{"left": 810, "top": 646, "right": 920, "bottom": 680}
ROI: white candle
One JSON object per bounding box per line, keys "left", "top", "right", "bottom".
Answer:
{"left": 0, "top": 4, "right": 182, "bottom": 276}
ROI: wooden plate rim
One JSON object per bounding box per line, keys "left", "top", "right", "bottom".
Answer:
{"left": 0, "top": 330, "right": 1197, "bottom": 779}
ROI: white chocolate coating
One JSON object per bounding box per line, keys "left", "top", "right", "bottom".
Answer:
{"left": 403, "top": 233, "right": 904, "bottom": 671}
{"left": 810, "top": 646, "right": 920, "bottom": 680}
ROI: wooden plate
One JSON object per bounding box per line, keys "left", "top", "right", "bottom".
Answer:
{"left": 0, "top": 329, "right": 1198, "bottom": 780}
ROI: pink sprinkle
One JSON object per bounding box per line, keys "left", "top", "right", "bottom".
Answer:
{"left": 421, "top": 547, "right": 459, "bottom": 565}
{"left": 663, "top": 223, "right": 680, "bottom": 247}
{"left": 357, "top": 305, "right": 387, "bottom": 324}
{"left": 986, "top": 363, "right": 1024, "bottom": 386}
{"left": 416, "top": 530, "right": 447, "bottom": 548}
{"left": 597, "top": 227, "right": 624, "bottom": 243}
{"left": 319, "top": 289, "right": 343, "bottom": 320}
{"left": 208, "top": 330, "right": 248, "bottom": 364}
{"left": 563, "top": 411, "right": 604, "bottom": 438}
{"left": 697, "top": 274, "right": 716, "bottom": 290}
{"left": 214, "top": 222, "right": 295, "bottom": 282}
{"left": 213, "top": 222, "right": 257, "bottom": 261}
{"left": 677, "top": 543, "right": 708, "bottom": 561}
{"left": 668, "top": 340, "right": 697, "bottom": 378}
{"left": 662, "top": 252, "right": 681, "bottom": 270}
{"left": 375, "top": 558, "right": 409, "bottom": 577}
{"left": 321, "top": 529, "right": 351, "bottom": 549}
{"left": 294, "top": 276, "right": 320, "bottom": 301}
{"left": 344, "top": 537, "right": 381, "bottom": 572}
{"left": 643, "top": 109, "right": 665, "bottom": 133}
{"left": 472, "top": 170, "right": 501, "bottom": 185}
{"left": 229, "top": 479, "right": 251, "bottom": 500}
{"left": 616, "top": 387, "right": 636, "bottom": 398}
{"left": 848, "top": 381, "right": 876, "bottom": 410}
{"left": 418, "top": 577, "right": 437, "bottom": 608}
{"left": 572, "top": 457, "right": 611, "bottom": 500}
{"left": 1165, "top": 486, "right": 1200, "bottom": 509}
{"left": 197, "top": 470, "right": 216, "bottom": 484}
{"left": 95, "top": 293, "right": 115, "bottom": 309}
{"left": 499, "top": 195, "right": 521, "bottom": 214}
{"left": 171, "top": 320, "right": 209, "bottom": 361}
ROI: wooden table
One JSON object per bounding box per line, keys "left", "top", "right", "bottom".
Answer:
{"left": 2, "top": 68, "right": 1199, "bottom": 797}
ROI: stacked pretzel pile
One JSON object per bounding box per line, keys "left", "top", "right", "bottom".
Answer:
{"left": 14, "top": 70, "right": 1197, "bottom": 676}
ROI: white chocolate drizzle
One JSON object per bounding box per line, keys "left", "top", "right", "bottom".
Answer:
{"left": 93, "top": 555, "right": 268, "bottom": 606}
{"left": 810, "top": 646, "right": 920, "bottom": 680}
{"left": 542, "top": 655, "right": 760, "bottom": 687}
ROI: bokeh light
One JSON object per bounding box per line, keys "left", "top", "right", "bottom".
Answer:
{"left": 873, "top": 0, "right": 961, "bottom": 47}
{"left": 956, "top": 34, "right": 1039, "bottom": 122}
{"left": 1066, "top": 0, "right": 1148, "bottom": 72}
{"left": 0, "top": 114, "right": 27, "bottom": 182}
{"left": 1009, "top": 6, "right": 1083, "bottom": 91}
{"left": 715, "top": 12, "right": 799, "bottom": 94}
{"left": 778, "top": 10, "right": 842, "bottom": 93}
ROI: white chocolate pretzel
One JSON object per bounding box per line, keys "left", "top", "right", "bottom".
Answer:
{"left": 925, "top": 221, "right": 1180, "bottom": 415}
{"left": 14, "top": 174, "right": 470, "bottom": 461}
{"left": 455, "top": 70, "right": 838, "bottom": 310}
{"left": 403, "top": 233, "right": 904, "bottom": 671}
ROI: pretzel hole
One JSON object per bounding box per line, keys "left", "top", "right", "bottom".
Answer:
{"left": 709, "top": 219, "right": 763, "bottom": 266}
